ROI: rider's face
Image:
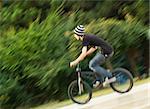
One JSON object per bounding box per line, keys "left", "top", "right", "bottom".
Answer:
{"left": 74, "top": 34, "right": 80, "bottom": 40}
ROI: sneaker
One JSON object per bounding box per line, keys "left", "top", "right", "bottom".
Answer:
{"left": 93, "top": 81, "right": 103, "bottom": 88}
{"left": 103, "top": 77, "right": 116, "bottom": 87}
{"left": 93, "top": 81, "right": 100, "bottom": 88}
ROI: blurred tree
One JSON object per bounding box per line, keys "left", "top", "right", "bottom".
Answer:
{"left": 121, "top": 0, "right": 149, "bottom": 25}
{"left": 0, "top": 3, "right": 73, "bottom": 107}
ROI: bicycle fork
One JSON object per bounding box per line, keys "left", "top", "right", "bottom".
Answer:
{"left": 78, "top": 72, "right": 83, "bottom": 95}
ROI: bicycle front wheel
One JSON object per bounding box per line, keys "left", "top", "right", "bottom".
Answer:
{"left": 68, "top": 80, "right": 92, "bottom": 104}
{"left": 110, "top": 68, "right": 133, "bottom": 93}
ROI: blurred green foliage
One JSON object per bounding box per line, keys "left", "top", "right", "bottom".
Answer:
{"left": 0, "top": 0, "right": 149, "bottom": 108}
{"left": 86, "top": 19, "right": 148, "bottom": 54}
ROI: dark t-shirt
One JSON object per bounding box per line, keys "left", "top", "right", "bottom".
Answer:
{"left": 82, "top": 34, "right": 113, "bottom": 55}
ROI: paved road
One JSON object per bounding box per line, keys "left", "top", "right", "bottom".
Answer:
{"left": 60, "top": 83, "right": 150, "bottom": 109}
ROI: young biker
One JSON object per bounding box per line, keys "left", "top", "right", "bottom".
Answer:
{"left": 70, "top": 25, "right": 116, "bottom": 87}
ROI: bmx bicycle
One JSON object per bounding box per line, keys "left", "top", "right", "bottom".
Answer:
{"left": 68, "top": 63, "right": 133, "bottom": 104}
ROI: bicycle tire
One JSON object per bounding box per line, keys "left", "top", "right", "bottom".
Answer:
{"left": 68, "top": 80, "right": 92, "bottom": 104}
{"left": 110, "top": 68, "right": 133, "bottom": 93}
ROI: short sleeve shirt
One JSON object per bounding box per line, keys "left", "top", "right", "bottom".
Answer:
{"left": 82, "top": 34, "right": 113, "bottom": 55}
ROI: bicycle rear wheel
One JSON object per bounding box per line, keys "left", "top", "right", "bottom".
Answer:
{"left": 110, "top": 68, "right": 133, "bottom": 93}
{"left": 68, "top": 80, "right": 92, "bottom": 104}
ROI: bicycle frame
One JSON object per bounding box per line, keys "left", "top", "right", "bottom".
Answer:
{"left": 76, "top": 64, "right": 83, "bottom": 95}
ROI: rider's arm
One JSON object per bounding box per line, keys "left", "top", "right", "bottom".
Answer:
{"left": 86, "top": 47, "right": 97, "bottom": 56}
{"left": 74, "top": 46, "right": 87, "bottom": 63}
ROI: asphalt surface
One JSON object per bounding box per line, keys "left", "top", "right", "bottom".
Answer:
{"left": 60, "top": 83, "right": 150, "bottom": 109}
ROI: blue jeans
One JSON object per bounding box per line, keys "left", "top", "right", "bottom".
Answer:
{"left": 89, "top": 52, "right": 112, "bottom": 82}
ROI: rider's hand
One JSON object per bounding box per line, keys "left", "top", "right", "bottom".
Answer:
{"left": 70, "top": 61, "right": 78, "bottom": 67}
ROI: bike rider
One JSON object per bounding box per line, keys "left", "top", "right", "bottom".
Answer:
{"left": 70, "top": 25, "right": 116, "bottom": 87}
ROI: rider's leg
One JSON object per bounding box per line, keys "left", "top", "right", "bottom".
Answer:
{"left": 89, "top": 52, "right": 112, "bottom": 82}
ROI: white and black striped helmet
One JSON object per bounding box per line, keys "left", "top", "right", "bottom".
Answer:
{"left": 74, "top": 25, "right": 85, "bottom": 36}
